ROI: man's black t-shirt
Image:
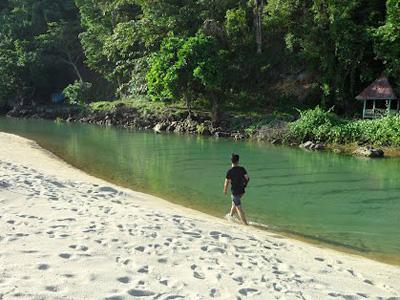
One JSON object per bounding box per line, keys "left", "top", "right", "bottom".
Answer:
{"left": 226, "top": 166, "right": 248, "bottom": 195}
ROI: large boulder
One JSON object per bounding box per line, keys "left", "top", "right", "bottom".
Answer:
{"left": 300, "top": 141, "right": 325, "bottom": 151}
{"left": 353, "top": 146, "right": 384, "bottom": 158}
{"left": 153, "top": 122, "right": 167, "bottom": 133}
{"left": 313, "top": 143, "right": 325, "bottom": 151}
{"left": 214, "top": 131, "right": 231, "bottom": 138}
{"left": 232, "top": 132, "right": 246, "bottom": 140}
{"left": 300, "top": 141, "right": 314, "bottom": 149}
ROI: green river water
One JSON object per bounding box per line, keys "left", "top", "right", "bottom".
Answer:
{"left": 0, "top": 117, "right": 399, "bottom": 263}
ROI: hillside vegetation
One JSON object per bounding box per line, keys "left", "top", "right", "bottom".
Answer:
{"left": 0, "top": 0, "right": 399, "bottom": 122}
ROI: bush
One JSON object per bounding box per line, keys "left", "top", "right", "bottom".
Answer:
{"left": 288, "top": 106, "right": 341, "bottom": 142}
{"left": 288, "top": 107, "right": 400, "bottom": 146}
{"left": 63, "top": 81, "right": 92, "bottom": 105}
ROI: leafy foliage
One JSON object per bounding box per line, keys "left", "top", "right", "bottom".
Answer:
{"left": 374, "top": 0, "right": 400, "bottom": 80}
{"left": 289, "top": 107, "right": 400, "bottom": 146}
{"left": 0, "top": 0, "right": 399, "bottom": 118}
{"left": 0, "top": 0, "right": 84, "bottom": 106}
{"left": 63, "top": 81, "right": 92, "bottom": 105}
{"left": 147, "top": 33, "right": 227, "bottom": 121}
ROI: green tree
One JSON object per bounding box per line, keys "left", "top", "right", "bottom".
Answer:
{"left": 0, "top": 0, "right": 84, "bottom": 106}
{"left": 266, "top": 0, "right": 386, "bottom": 111}
{"left": 374, "top": 0, "right": 400, "bottom": 80}
{"left": 147, "top": 33, "right": 226, "bottom": 123}
{"left": 36, "top": 20, "right": 83, "bottom": 81}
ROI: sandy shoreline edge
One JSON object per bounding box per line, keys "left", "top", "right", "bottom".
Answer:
{"left": 1, "top": 132, "right": 399, "bottom": 299}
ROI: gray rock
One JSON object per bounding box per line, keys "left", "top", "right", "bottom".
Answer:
{"left": 353, "top": 147, "right": 384, "bottom": 158}
{"left": 300, "top": 141, "right": 325, "bottom": 151}
{"left": 214, "top": 132, "right": 230, "bottom": 138}
{"left": 232, "top": 132, "right": 246, "bottom": 140}
{"left": 153, "top": 123, "right": 166, "bottom": 133}
{"left": 166, "top": 121, "right": 177, "bottom": 132}
{"left": 99, "top": 186, "right": 118, "bottom": 193}
{"left": 271, "top": 139, "right": 281, "bottom": 145}
{"left": 314, "top": 143, "right": 325, "bottom": 150}
{"left": 300, "top": 141, "right": 314, "bottom": 149}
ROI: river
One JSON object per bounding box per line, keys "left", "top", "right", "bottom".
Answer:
{"left": 1, "top": 117, "right": 399, "bottom": 264}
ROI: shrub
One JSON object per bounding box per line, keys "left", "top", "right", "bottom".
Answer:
{"left": 63, "top": 81, "right": 92, "bottom": 105}
{"left": 288, "top": 106, "right": 340, "bottom": 142}
{"left": 288, "top": 107, "right": 400, "bottom": 146}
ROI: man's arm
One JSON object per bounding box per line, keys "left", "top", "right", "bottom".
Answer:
{"left": 224, "top": 179, "right": 230, "bottom": 195}
{"left": 243, "top": 167, "right": 250, "bottom": 186}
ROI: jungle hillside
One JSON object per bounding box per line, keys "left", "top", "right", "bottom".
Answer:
{"left": 0, "top": 0, "right": 399, "bottom": 122}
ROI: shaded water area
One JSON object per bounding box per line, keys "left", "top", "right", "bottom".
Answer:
{"left": 1, "top": 117, "right": 399, "bottom": 264}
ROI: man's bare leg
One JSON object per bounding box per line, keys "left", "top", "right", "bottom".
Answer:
{"left": 229, "top": 202, "right": 237, "bottom": 217}
{"left": 235, "top": 206, "right": 248, "bottom": 225}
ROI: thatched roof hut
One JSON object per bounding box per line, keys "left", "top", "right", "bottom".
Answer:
{"left": 356, "top": 76, "right": 398, "bottom": 119}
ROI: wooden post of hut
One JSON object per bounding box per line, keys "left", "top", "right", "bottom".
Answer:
{"left": 356, "top": 76, "right": 398, "bottom": 119}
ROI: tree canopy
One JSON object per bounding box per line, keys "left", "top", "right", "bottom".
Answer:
{"left": 0, "top": 0, "right": 398, "bottom": 115}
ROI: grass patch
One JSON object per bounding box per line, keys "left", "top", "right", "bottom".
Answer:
{"left": 89, "top": 96, "right": 167, "bottom": 112}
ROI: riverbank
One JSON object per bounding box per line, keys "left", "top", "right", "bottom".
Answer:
{"left": 1, "top": 132, "right": 399, "bottom": 299}
{"left": 5, "top": 99, "right": 291, "bottom": 142}
{"left": 7, "top": 102, "right": 400, "bottom": 158}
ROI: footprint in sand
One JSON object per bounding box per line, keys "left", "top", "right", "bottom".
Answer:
{"left": 137, "top": 266, "right": 149, "bottom": 274}
{"left": 238, "top": 288, "right": 260, "bottom": 296}
{"left": 232, "top": 276, "right": 244, "bottom": 284}
{"left": 158, "top": 257, "right": 168, "bottom": 264}
{"left": 209, "top": 231, "right": 232, "bottom": 241}
{"left": 105, "top": 295, "right": 125, "bottom": 300}
{"left": 207, "top": 246, "right": 226, "bottom": 254}
{"left": 363, "top": 279, "right": 374, "bottom": 285}
{"left": 163, "top": 295, "right": 184, "bottom": 299}
{"left": 209, "top": 288, "right": 220, "bottom": 298}
{"left": 37, "top": 263, "right": 50, "bottom": 270}
{"left": 69, "top": 244, "right": 89, "bottom": 251}
{"left": 116, "top": 257, "right": 131, "bottom": 265}
{"left": 117, "top": 276, "right": 131, "bottom": 284}
{"left": 193, "top": 271, "right": 205, "bottom": 280}
{"left": 59, "top": 253, "right": 72, "bottom": 259}
{"left": 328, "top": 292, "right": 360, "bottom": 299}
{"left": 127, "top": 289, "right": 155, "bottom": 297}
{"left": 98, "top": 186, "right": 118, "bottom": 193}
{"left": 357, "top": 292, "right": 368, "bottom": 298}
{"left": 182, "top": 231, "right": 202, "bottom": 239}
{"left": 159, "top": 279, "right": 168, "bottom": 286}
{"left": 45, "top": 286, "right": 59, "bottom": 292}
{"left": 191, "top": 265, "right": 205, "bottom": 280}
{"left": 135, "top": 246, "right": 145, "bottom": 252}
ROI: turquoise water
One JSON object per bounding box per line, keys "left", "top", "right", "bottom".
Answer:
{"left": 1, "top": 117, "right": 399, "bottom": 262}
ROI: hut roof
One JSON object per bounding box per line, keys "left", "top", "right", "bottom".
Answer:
{"left": 356, "top": 76, "right": 397, "bottom": 100}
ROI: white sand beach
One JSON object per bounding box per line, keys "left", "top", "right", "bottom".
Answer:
{"left": 0, "top": 132, "right": 399, "bottom": 300}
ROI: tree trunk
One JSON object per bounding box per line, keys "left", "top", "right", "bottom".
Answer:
{"left": 61, "top": 51, "right": 83, "bottom": 82}
{"left": 184, "top": 95, "right": 192, "bottom": 119}
{"left": 71, "top": 62, "right": 83, "bottom": 82}
{"left": 254, "top": 0, "right": 264, "bottom": 54}
{"left": 211, "top": 93, "right": 222, "bottom": 126}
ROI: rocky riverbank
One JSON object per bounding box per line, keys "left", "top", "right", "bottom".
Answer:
{"left": 5, "top": 104, "right": 391, "bottom": 158}
{"left": 6, "top": 103, "right": 290, "bottom": 143}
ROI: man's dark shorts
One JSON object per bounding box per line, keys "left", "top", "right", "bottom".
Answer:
{"left": 231, "top": 194, "right": 242, "bottom": 206}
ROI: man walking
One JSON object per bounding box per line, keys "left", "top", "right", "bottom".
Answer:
{"left": 224, "top": 153, "right": 250, "bottom": 225}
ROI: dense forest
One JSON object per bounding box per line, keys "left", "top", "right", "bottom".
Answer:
{"left": 0, "top": 0, "right": 399, "bottom": 120}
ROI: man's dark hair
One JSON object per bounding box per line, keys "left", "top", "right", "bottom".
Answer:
{"left": 231, "top": 153, "right": 239, "bottom": 164}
